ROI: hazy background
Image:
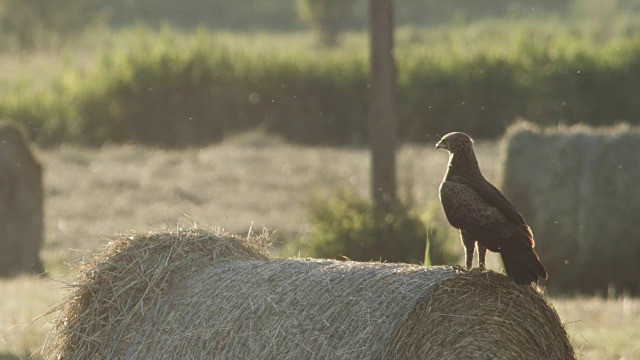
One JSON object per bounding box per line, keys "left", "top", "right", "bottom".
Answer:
{"left": 0, "top": 0, "right": 639, "bottom": 359}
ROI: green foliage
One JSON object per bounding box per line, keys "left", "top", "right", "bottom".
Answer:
{"left": 296, "top": 0, "right": 358, "bottom": 46}
{"left": 92, "top": 0, "right": 574, "bottom": 31}
{"left": 5, "top": 22, "right": 640, "bottom": 146}
{"left": 101, "top": 0, "right": 301, "bottom": 30}
{"left": 0, "top": 0, "right": 103, "bottom": 50}
{"left": 0, "top": 29, "right": 369, "bottom": 146}
{"left": 302, "top": 185, "right": 432, "bottom": 264}
{"left": 396, "top": 0, "right": 570, "bottom": 27}
{"left": 0, "top": 0, "right": 634, "bottom": 51}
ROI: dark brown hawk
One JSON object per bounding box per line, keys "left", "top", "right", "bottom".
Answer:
{"left": 436, "top": 132, "right": 547, "bottom": 285}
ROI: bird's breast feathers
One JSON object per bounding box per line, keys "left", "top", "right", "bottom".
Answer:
{"left": 439, "top": 180, "right": 506, "bottom": 227}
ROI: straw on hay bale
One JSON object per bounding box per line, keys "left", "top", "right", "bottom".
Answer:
{"left": 499, "top": 121, "right": 640, "bottom": 295}
{"left": 46, "top": 227, "right": 574, "bottom": 359}
{"left": 0, "top": 122, "right": 44, "bottom": 276}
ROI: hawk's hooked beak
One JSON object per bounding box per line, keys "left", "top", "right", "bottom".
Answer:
{"left": 436, "top": 141, "right": 447, "bottom": 150}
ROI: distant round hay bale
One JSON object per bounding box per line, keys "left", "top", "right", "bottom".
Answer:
{"left": 0, "top": 122, "right": 44, "bottom": 276}
{"left": 499, "top": 121, "right": 640, "bottom": 295}
{"left": 46, "top": 228, "right": 574, "bottom": 360}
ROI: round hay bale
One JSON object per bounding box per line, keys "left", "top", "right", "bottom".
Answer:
{"left": 499, "top": 121, "right": 640, "bottom": 295}
{"left": 46, "top": 228, "right": 574, "bottom": 360}
{"left": 0, "top": 122, "right": 44, "bottom": 276}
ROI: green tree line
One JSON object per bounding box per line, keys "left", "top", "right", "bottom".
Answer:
{"left": 5, "top": 1, "right": 640, "bottom": 50}
{"left": 100, "top": 0, "right": 572, "bottom": 29}
{"left": 0, "top": 0, "right": 103, "bottom": 50}
{"left": 2, "top": 29, "right": 640, "bottom": 146}
{"left": 0, "top": 0, "right": 580, "bottom": 50}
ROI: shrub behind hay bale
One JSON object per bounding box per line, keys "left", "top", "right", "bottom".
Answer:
{"left": 0, "top": 122, "right": 44, "bottom": 276}
{"left": 46, "top": 228, "right": 574, "bottom": 359}
{"left": 499, "top": 121, "right": 640, "bottom": 295}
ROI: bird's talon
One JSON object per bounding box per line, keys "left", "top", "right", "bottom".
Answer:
{"left": 451, "top": 265, "right": 466, "bottom": 272}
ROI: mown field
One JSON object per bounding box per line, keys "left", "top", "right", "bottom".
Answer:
{"left": 0, "top": 137, "right": 638, "bottom": 359}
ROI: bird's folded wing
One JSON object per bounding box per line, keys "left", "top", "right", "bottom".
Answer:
{"left": 440, "top": 180, "right": 534, "bottom": 251}
{"left": 449, "top": 175, "right": 527, "bottom": 226}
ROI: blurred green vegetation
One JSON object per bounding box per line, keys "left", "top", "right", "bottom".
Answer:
{"left": 296, "top": 0, "right": 358, "bottom": 46}
{"left": 0, "top": 28, "right": 370, "bottom": 146}
{"left": 0, "top": 0, "right": 103, "bottom": 50}
{"left": 3, "top": 19, "right": 640, "bottom": 146}
{"left": 5, "top": 0, "right": 636, "bottom": 50}
{"left": 298, "top": 186, "right": 427, "bottom": 263}
{"left": 86, "top": 0, "right": 574, "bottom": 30}
{"left": 297, "top": 183, "right": 460, "bottom": 265}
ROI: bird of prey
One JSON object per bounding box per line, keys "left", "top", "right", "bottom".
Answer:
{"left": 436, "top": 132, "right": 547, "bottom": 285}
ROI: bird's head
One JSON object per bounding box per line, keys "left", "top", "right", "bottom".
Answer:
{"left": 435, "top": 132, "right": 475, "bottom": 154}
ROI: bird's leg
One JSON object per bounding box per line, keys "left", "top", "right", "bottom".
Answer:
{"left": 477, "top": 244, "right": 487, "bottom": 270}
{"left": 461, "top": 230, "right": 475, "bottom": 270}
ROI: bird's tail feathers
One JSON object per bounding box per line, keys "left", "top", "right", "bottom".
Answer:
{"left": 501, "top": 251, "right": 547, "bottom": 285}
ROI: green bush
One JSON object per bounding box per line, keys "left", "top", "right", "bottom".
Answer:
{"left": 300, "top": 184, "right": 458, "bottom": 265}
{"left": 5, "top": 26, "right": 640, "bottom": 146}
{"left": 0, "top": 30, "right": 369, "bottom": 146}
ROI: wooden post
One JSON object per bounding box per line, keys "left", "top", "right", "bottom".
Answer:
{"left": 368, "top": 0, "right": 397, "bottom": 235}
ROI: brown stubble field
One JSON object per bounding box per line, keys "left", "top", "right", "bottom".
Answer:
{"left": 0, "top": 133, "right": 639, "bottom": 359}
{"left": 39, "top": 131, "right": 494, "bottom": 269}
